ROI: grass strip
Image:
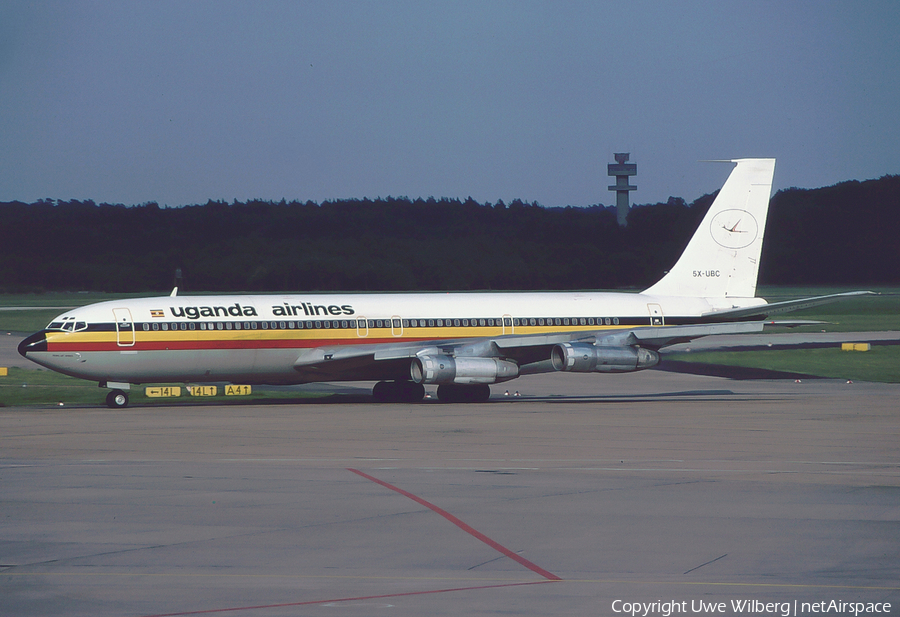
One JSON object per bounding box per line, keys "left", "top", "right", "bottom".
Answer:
{"left": 0, "top": 368, "right": 331, "bottom": 408}
{"left": 666, "top": 345, "right": 900, "bottom": 383}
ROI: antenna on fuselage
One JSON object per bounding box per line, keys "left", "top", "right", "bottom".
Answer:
{"left": 171, "top": 267, "right": 183, "bottom": 296}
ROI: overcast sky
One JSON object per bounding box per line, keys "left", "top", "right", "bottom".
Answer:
{"left": 2, "top": 1, "right": 898, "bottom": 208}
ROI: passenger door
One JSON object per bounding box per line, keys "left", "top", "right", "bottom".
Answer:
{"left": 647, "top": 303, "right": 664, "bottom": 326}
{"left": 113, "top": 308, "right": 135, "bottom": 346}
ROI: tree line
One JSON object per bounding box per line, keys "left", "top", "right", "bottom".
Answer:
{"left": 2, "top": 174, "right": 898, "bottom": 294}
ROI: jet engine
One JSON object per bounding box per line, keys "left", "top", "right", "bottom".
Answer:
{"left": 410, "top": 355, "right": 519, "bottom": 385}
{"left": 550, "top": 343, "right": 659, "bottom": 373}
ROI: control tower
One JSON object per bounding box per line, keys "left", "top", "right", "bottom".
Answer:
{"left": 608, "top": 153, "right": 637, "bottom": 227}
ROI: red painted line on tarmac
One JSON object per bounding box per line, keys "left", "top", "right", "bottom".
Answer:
{"left": 347, "top": 467, "right": 562, "bottom": 581}
{"left": 140, "top": 580, "right": 554, "bottom": 617}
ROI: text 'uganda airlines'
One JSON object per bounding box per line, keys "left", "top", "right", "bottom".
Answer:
{"left": 19, "top": 159, "right": 868, "bottom": 406}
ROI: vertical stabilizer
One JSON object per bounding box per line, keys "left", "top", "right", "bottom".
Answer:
{"left": 642, "top": 158, "right": 775, "bottom": 298}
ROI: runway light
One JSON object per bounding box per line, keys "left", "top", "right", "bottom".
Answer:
{"left": 794, "top": 379, "right": 802, "bottom": 383}
{"left": 514, "top": 391, "right": 520, "bottom": 397}
{"left": 846, "top": 380, "right": 853, "bottom": 384}
{"left": 504, "top": 390, "right": 510, "bottom": 396}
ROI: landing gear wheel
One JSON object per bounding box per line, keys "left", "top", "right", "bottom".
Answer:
{"left": 436, "top": 383, "right": 491, "bottom": 403}
{"left": 372, "top": 381, "right": 425, "bottom": 403}
{"left": 106, "top": 390, "right": 129, "bottom": 409}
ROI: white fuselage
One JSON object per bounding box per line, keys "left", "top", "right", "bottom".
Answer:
{"left": 19, "top": 291, "right": 766, "bottom": 385}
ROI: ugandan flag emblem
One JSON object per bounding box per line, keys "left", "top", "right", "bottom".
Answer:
{"left": 150, "top": 310, "right": 165, "bottom": 318}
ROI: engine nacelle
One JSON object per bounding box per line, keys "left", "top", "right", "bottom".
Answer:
{"left": 411, "top": 355, "right": 519, "bottom": 385}
{"left": 550, "top": 343, "right": 659, "bottom": 373}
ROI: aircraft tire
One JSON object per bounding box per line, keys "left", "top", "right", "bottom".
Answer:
{"left": 372, "top": 381, "right": 425, "bottom": 403}
{"left": 436, "top": 383, "right": 491, "bottom": 403}
{"left": 106, "top": 390, "right": 129, "bottom": 409}
{"left": 401, "top": 382, "right": 426, "bottom": 403}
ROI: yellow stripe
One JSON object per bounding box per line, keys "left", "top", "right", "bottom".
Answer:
{"left": 48, "top": 323, "right": 635, "bottom": 346}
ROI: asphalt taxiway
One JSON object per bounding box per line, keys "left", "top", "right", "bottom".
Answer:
{"left": 2, "top": 367, "right": 898, "bottom": 617}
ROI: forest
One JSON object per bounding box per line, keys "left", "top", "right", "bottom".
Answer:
{"left": 2, "top": 174, "right": 898, "bottom": 293}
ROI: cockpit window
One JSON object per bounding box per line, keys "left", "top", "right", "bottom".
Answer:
{"left": 45, "top": 317, "right": 88, "bottom": 332}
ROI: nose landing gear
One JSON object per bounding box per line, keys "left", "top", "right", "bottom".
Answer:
{"left": 106, "top": 389, "right": 129, "bottom": 408}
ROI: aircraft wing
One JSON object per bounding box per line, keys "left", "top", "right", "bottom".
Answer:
{"left": 700, "top": 291, "right": 874, "bottom": 322}
{"left": 291, "top": 321, "right": 766, "bottom": 381}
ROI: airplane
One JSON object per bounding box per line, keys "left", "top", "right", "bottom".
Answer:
{"left": 18, "top": 158, "right": 869, "bottom": 407}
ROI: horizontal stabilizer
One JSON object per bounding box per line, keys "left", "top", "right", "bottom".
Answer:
{"left": 700, "top": 291, "right": 875, "bottom": 322}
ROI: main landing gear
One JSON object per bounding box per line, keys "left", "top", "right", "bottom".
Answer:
{"left": 371, "top": 381, "right": 492, "bottom": 403}
{"left": 436, "top": 383, "right": 491, "bottom": 403}
{"left": 372, "top": 381, "right": 426, "bottom": 403}
{"left": 105, "top": 389, "right": 130, "bottom": 409}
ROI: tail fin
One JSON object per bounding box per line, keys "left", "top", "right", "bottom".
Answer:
{"left": 642, "top": 158, "right": 776, "bottom": 298}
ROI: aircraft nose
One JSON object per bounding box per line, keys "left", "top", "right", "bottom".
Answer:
{"left": 18, "top": 330, "right": 48, "bottom": 357}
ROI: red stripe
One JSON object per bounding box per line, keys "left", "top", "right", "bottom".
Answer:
{"left": 347, "top": 468, "right": 562, "bottom": 581}
{"left": 139, "top": 581, "right": 554, "bottom": 617}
